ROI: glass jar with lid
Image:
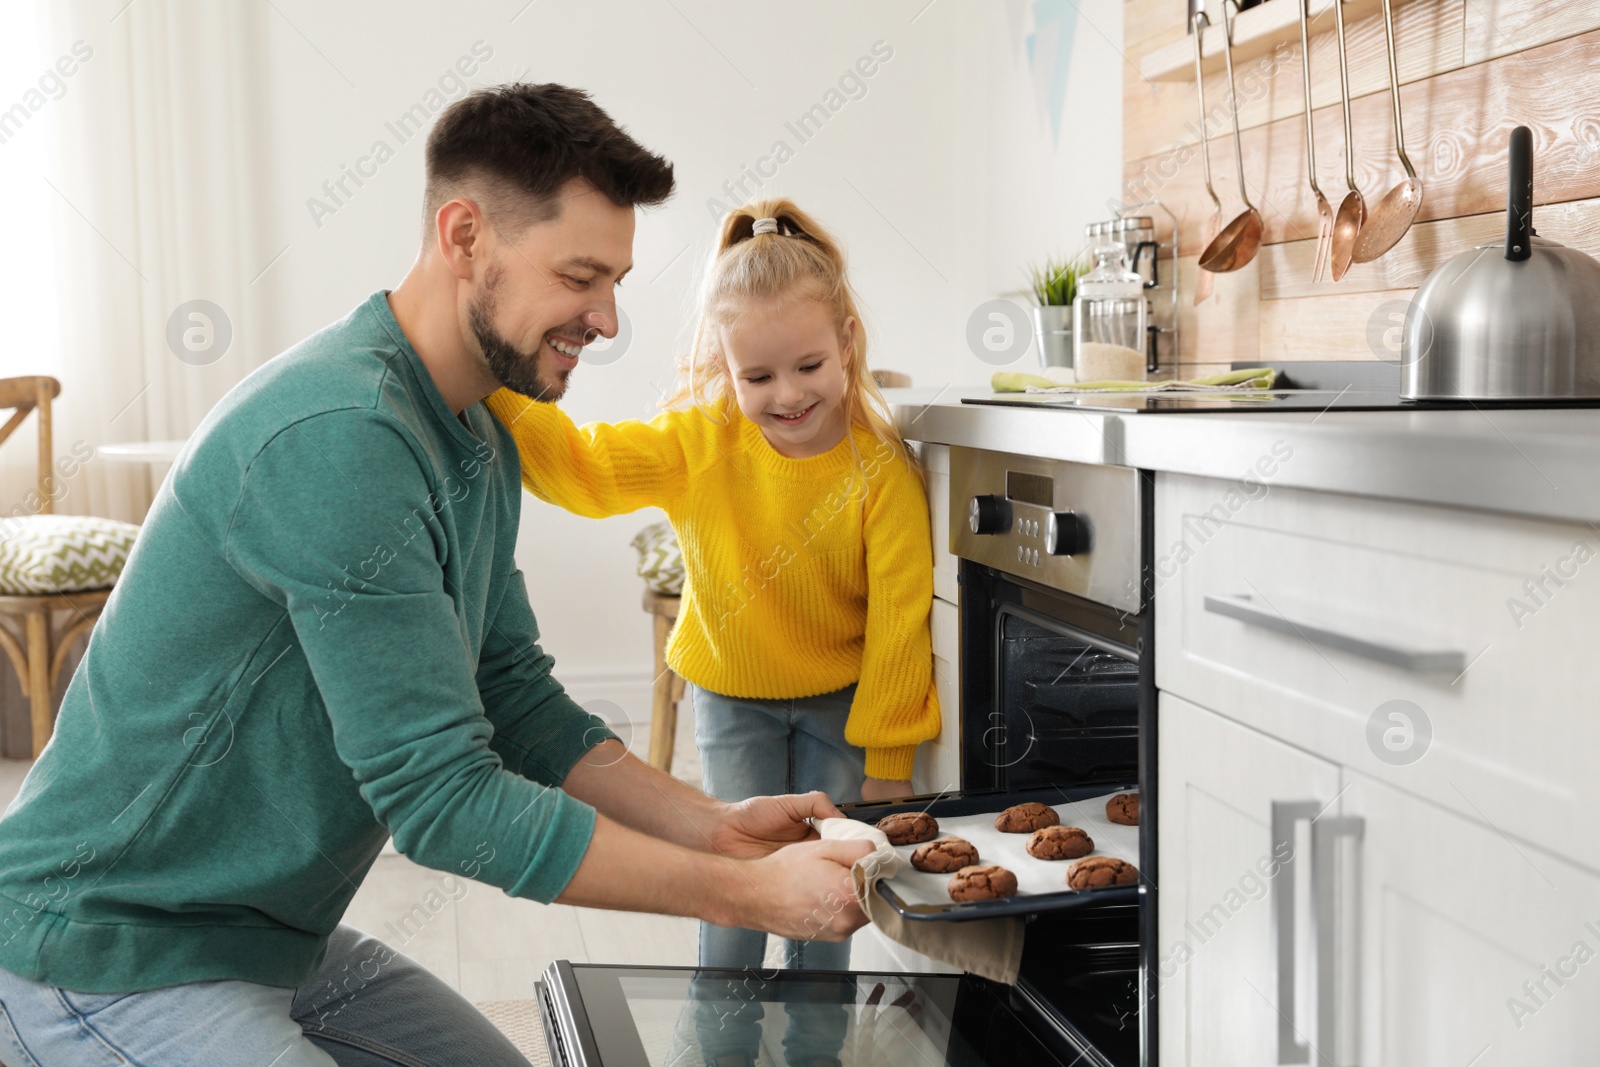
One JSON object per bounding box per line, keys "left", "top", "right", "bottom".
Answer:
{"left": 1072, "top": 240, "right": 1148, "bottom": 382}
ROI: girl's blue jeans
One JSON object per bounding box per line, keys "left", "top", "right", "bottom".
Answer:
{"left": 689, "top": 682, "right": 866, "bottom": 1066}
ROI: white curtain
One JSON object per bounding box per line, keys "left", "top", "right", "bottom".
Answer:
{"left": 18, "top": 0, "right": 276, "bottom": 522}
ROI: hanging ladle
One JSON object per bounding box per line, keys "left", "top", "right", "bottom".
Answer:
{"left": 1328, "top": 0, "right": 1366, "bottom": 281}
{"left": 1192, "top": 6, "right": 1223, "bottom": 304}
{"left": 1353, "top": 0, "right": 1423, "bottom": 263}
{"left": 1299, "top": 0, "right": 1334, "bottom": 283}
{"left": 1198, "top": 0, "right": 1263, "bottom": 274}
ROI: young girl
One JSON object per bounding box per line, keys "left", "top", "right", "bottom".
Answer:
{"left": 485, "top": 198, "right": 939, "bottom": 1005}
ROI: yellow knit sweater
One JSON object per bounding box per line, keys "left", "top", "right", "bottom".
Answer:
{"left": 484, "top": 389, "right": 941, "bottom": 780}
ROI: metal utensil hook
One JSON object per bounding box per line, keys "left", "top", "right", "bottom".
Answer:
{"left": 1115, "top": 199, "right": 1180, "bottom": 375}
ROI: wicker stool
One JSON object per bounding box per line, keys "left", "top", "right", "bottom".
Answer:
{"left": 642, "top": 590, "right": 688, "bottom": 772}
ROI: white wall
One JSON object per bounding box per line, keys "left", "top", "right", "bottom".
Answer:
{"left": 248, "top": 0, "right": 1124, "bottom": 721}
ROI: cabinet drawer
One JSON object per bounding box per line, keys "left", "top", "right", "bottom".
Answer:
{"left": 914, "top": 652, "right": 961, "bottom": 795}
{"left": 1158, "top": 693, "right": 1342, "bottom": 1067}
{"left": 915, "top": 598, "right": 961, "bottom": 794}
{"left": 923, "top": 443, "right": 958, "bottom": 603}
{"left": 916, "top": 599, "right": 961, "bottom": 794}
{"left": 1343, "top": 771, "right": 1600, "bottom": 1064}
{"left": 1155, "top": 472, "right": 1600, "bottom": 871}
{"left": 931, "top": 597, "right": 958, "bottom": 664}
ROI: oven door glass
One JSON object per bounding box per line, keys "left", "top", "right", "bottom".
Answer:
{"left": 987, "top": 607, "right": 1140, "bottom": 791}
{"left": 539, "top": 962, "right": 1091, "bottom": 1066}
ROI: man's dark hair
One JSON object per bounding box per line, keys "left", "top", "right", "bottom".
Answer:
{"left": 423, "top": 83, "right": 674, "bottom": 240}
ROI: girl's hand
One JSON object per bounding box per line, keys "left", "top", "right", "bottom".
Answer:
{"left": 860, "top": 778, "right": 914, "bottom": 802}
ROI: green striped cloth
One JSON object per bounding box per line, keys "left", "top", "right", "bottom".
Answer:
{"left": 991, "top": 367, "right": 1277, "bottom": 394}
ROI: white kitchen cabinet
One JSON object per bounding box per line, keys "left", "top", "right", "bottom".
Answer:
{"left": 913, "top": 599, "right": 961, "bottom": 797}
{"left": 919, "top": 442, "right": 959, "bottom": 604}
{"left": 912, "top": 440, "right": 961, "bottom": 799}
{"left": 1158, "top": 692, "right": 1342, "bottom": 1067}
{"left": 1154, "top": 472, "right": 1600, "bottom": 872}
{"left": 1163, "top": 697, "right": 1600, "bottom": 1066}
{"left": 1337, "top": 772, "right": 1600, "bottom": 1066}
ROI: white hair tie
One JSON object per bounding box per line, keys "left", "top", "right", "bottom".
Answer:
{"left": 751, "top": 217, "right": 780, "bottom": 235}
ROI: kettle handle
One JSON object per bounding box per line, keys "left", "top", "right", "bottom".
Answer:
{"left": 1506, "top": 125, "right": 1534, "bottom": 262}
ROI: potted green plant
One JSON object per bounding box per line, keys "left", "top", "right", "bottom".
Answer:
{"left": 1028, "top": 254, "right": 1087, "bottom": 370}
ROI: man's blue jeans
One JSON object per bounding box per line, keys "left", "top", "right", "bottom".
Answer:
{"left": 0, "top": 925, "right": 529, "bottom": 1066}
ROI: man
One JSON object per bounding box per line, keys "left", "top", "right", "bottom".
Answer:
{"left": 0, "top": 84, "right": 872, "bottom": 1067}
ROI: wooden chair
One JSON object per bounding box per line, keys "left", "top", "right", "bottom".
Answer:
{"left": 0, "top": 377, "right": 115, "bottom": 757}
{"left": 642, "top": 589, "right": 687, "bottom": 773}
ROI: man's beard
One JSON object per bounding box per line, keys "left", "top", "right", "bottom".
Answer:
{"left": 468, "top": 282, "right": 568, "bottom": 402}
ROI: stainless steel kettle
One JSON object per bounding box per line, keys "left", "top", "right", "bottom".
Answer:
{"left": 1402, "top": 126, "right": 1600, "bottom": 400}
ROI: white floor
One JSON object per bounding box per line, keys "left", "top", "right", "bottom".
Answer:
{"left": 0, "top": 698, "right": 786, "bottom": 1003}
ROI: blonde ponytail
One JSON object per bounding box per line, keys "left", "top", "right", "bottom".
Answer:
{"left": 665, "top": 198, "right": 912, "bottom": 476}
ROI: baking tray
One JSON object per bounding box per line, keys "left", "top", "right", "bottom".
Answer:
{"left": 841, "top": 784, "right": 1142, "bottom": 923}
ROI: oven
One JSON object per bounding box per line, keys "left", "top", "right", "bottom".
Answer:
{"left": 950, "top": 446, "right": 1158, "bottom": 1066}
{"left": 536, "top": 445, "right": 1160, "bottom": 1066}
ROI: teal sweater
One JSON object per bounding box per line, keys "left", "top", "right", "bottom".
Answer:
{"left": 0, "top": 292, "right": 612, "bottom": 992}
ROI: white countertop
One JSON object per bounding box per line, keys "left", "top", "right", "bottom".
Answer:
{"left": 888, "top": 387, "right": 1600, "bottom": 526}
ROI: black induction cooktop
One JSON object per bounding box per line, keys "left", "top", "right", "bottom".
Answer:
{"left": 963, "top": 362, "right": 1600, "bottom": 414}
{"left": 962, "top": 388, "right": 1413, "bottom": 414}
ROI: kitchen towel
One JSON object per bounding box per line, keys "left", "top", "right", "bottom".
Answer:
{"left": 817, "top": 818, "right": 1025, "bottom": 985}
{"left": 990, "top": 366, "right": 1277, "bottom": 394}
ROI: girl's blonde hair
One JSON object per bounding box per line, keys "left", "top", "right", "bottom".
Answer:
{"left": 663, "top": 198, "right": 909, "bottom": 467}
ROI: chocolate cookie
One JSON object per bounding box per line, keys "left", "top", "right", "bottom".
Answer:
{"left": 994, "top": 801, "right": 1060, "bottom": 833}
{"left": 947, "top": 864, "right": 1019, "bottom": 902}
{"left": 1026, "top": 825, "right": 1093, "bottom": 861}
{"left": 911, "top": 837, "right": 979, "bottom": 873}
{"left": 1105, "top": 793, "right": 1140, "bottom": 826}
{"left": 876, "top": 811, "right": 938, "bottom": 846}
{"left": 1067, "top": 855, "right": 1139, "bottom": 889}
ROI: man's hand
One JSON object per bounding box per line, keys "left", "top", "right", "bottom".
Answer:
{"left": 860, "top": 777, "right": 914, "bottom": 802}
{"left": 705, "top": 791, "right": 844, "bottom": 859}
{"left": 721, "top": 837, "right": 874, "bottom": 941}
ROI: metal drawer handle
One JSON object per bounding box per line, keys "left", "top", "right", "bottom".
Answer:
{"left": 1205, "top": 593, "right": 1467, "bottom": 673}
{"left": 1271, "top": 800, "right": 1320, "bottom": 1065}
{"left": 1312, "top": 815, "right": 1364, "bottom": 1066}
{"left": 1273, "top": 803, "right": 1365, "bottom": 1065}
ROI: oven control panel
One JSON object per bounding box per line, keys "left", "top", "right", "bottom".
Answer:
{"left": 950, "top": 448, "right": 1142, "bottom": 613}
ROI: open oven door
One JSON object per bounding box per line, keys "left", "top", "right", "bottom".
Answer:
{"left": 536, "top": 956, "right": 1130, "bottom": 1067}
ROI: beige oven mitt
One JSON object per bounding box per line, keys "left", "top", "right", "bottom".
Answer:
{"left": 817, "top": 818, "right": 1025, "bottom": 985}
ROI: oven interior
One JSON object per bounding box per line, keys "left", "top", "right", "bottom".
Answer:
{"left": 959, "top": 559, "right": 1144, "bottom": 796}
{"left": 955, "top": 557, "right": 1154, "bottom": 1066}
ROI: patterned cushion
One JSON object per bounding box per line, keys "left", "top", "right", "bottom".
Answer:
{"left": 630, "top": 520, "right": 683, "bottom": 596}
{"left": 0, "top": 515, "right": 140, "bottom": 594}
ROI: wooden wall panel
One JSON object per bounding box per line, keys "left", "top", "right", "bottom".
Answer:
{"left": 1122, "top": 0, "right": 1600, "bottom": 371}
{"left": 1122, "top": 28, "right": 1600, "bottom": 257}
{"left": 1177, "top": 256, "right": 1263, "bottom": 363}
{"left": 1259, "top": 287, "right": 1415, "bottom": 361}
{"left": 1464, "top": 0, "right": 1600, "bottom": 62}
{"left": 1259, "top": 196, "right": 1600, "bottom": 299}
{"left": 1124, "top": 0, "right": 1463, "bottom": 163}
{"left": 1124, "top": 0, "right": 1180, "bottom": 50}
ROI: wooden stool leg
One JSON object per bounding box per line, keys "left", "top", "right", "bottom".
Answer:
{"left": 25, "top": 611, "right": 52, "bottom": 758}
{"left": 647, "top": 612, "right": 677, "bottom": 772}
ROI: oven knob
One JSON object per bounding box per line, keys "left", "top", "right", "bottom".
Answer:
{"left": 968, "top": 495, "right": 1011, "bottom": 535}
{"left": 1043, "top": 511, "right": 1089, "bottom": 556}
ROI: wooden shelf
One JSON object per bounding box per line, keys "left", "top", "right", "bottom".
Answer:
{"left": 1139, "top": 0, "right": 1400, "bottom": 83}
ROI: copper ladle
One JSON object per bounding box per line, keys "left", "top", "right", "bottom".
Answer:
{"left": 1198, "top": 0, "right": 1263, "bottom": 274}
{"left": 1353, "top": 0, "right": 1423, "bottom": 263}
{"left": 1192, "top": 8, "right": 1223, "bottom": 304}
{"left": 1329, "top": 0, "right": 1366, "bottom": 281}
{"left": 1299, "top": 0, "right": 1334, "bottom": 283}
